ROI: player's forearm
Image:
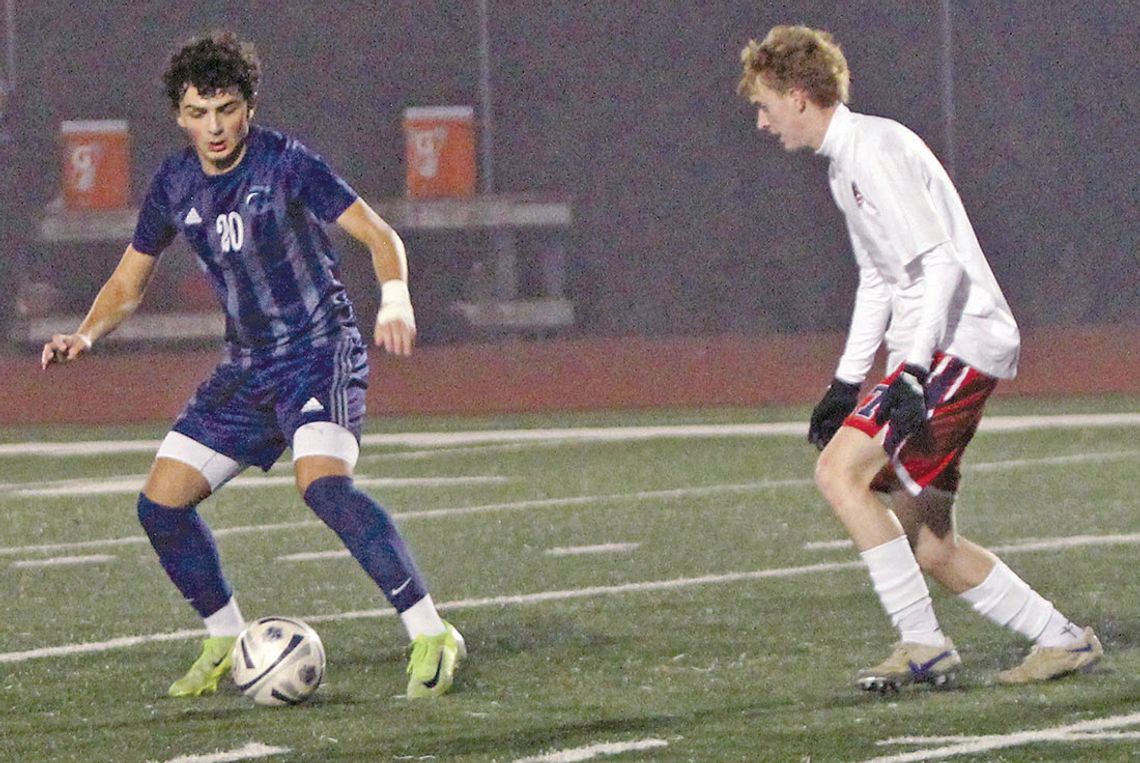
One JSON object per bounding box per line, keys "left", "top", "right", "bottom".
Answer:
{"left": 905, "top": 242, "right": 963, "bottom": 370}
{"left": 75, "top": 276, "right": 144, "bottom": 343}
{"left": 368, "top": 225, "right": 409, "bottom": 287}
{"left": 835, "top": 270, "right": 892, "bottom": 384}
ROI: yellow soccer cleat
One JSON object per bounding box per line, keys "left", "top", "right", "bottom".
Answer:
{"left": 406, "top": 621, "right": 466, "bottom": 699}
{"left": 168, "top": 636, "right": 236, "bottom": 698}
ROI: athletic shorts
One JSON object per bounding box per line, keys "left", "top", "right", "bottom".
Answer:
{"left": 843, "top": 353, "right": 997, "bottom": 496}
{"left": 171, "top": 334, "right": 369, "bottom": 470}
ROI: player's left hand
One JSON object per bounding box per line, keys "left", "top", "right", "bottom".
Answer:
{"left": 374, "top": 280, "right": 416, "bottom": 356}
{"left": 874, "top": 363, "right": 929, "bottom": 440}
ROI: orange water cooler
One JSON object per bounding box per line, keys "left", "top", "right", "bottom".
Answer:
{"left": 60, "top": 119, "right": 131, "bottom": 209}
{"left": 403, "top": 106, "right": 476, "bottom": 198}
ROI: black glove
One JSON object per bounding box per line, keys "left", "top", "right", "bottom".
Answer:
{"left": 808, "top": 378, "right": 861, "bottom": 450}
{"left": 874, "top": 364, "right": 929, "bottom": 440}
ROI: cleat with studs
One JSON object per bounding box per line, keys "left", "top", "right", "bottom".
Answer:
{"left": 856, "top": 639, "right": 961, "bottom": 693}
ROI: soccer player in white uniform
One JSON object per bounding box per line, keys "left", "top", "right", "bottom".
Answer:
{"left": 739, "top": 25, "right": 1102, "bottom": 692}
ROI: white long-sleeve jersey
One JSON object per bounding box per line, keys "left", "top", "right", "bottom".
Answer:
{"left": 817, "top": 104, "right": 1020, "bottom": 381}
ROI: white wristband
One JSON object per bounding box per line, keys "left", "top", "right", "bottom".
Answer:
{"left": 75, "top": 333, "right": 93, "bottom": 350}
{"left": 380, "top": 280, "right": 411, "bottom": 307}
{"left": 377, "top": 280, "right": 415, "bottom": 330}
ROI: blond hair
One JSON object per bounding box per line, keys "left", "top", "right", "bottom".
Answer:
{"left": 738, "top": 25, "right": 850, "bottom": 106}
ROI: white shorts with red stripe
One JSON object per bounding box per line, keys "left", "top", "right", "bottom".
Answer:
{"left": 843, "top": 353, "right": 998, "bottom": 495}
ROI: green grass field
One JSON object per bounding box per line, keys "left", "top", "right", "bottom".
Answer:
{"left": 2, "top": 397, "right": 1138, "bottom": 762}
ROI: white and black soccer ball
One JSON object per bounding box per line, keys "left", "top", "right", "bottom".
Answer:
{"left": 231, "top": 616, "right": 326, "bottom": 706}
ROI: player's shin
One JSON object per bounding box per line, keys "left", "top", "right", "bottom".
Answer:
{"left": 861, "top": 535, "right": 943, "bottom": 645}
{"left": 137, "top": 493, "right": 235, "bottom": 621}
{"left": 959, "top": 560, "right": 1082, "bottom": 647}
{"left": 302, "top": 475, "right": 430, "bottom": 615}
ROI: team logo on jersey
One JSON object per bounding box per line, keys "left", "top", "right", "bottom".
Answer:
{"left": 184, "top": 207, "right": 202, "bottom": 225}
{"left": 244, "top": 185, "right": 271, "bottom": 206}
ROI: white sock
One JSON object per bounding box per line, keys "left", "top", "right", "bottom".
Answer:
{"left": 400, "top": 594, "right": 446, "bottom": 640}
{"left": 861, "top": 535, "right": 944, "bottom": 646}
{"left": 959, "top": 560, "right": 1082, "bottom": 647}
{"left": 203, "top": 597, "right": 246, "bottom": 637}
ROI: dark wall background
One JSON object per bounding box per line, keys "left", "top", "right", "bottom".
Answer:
{"left": 3, "top": 1, "right": 1137, "bottom": 342}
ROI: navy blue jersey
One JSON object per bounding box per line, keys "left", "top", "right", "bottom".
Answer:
{"left": 133, "top": 125, "right": 361, "bottom": 357}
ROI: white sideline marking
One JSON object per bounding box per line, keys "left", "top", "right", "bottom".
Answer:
{"left": 0, "top": 560, "right": 863, "bottom": 663}
{"left": 804, "top": 540, "right": 852, "bottom": 551}
{"left": 545, "top": 543, "right": 640, "bottom": 557}
{"left": 510, "top": 737, "right": 669, "bottom": 762}
{"left": 991, "top": 533, "right": 1140, "bottom": 553}
{"left": 5, "top": 522, "right": 1140, "bottom": 664}
{"left": 2, "top": 627, "right": 208, "bottom": 663}
{"left": 857, "top": 710, "right": 1140, "bottom": 762}
{"left": 3, "top": 478, "right": 1138, "bottom": 561}
{"left": 0, "top": 479, "right": 810, "bottom": 557}
{"left": 10, "top": 474, "right": 507, "bottom": 498}
{"left": 14, "top": 444, "right": 1128, "bottom": 498}
{"left": 11, "top": 554, "right": 115, "bottom": 568}
{"left": 968, "top": 449, "right": 1140, "bottom": 471}
{"left": 358, "top": 440, "right": 574, "bottom": 462}
{"left": 279, "top": 549, "right": 350, "bottom": 562}
{"left": 0, "top": 439, "right": 160, "bottom": 457}
{"left": 3, "top": 413, "right": 1138, "bottom": 457}
{"left": 805, "top": 532, "right": 1140, "bottom": 554}
{"left": 149, "top": 742, "right": 291, "bottom": 763}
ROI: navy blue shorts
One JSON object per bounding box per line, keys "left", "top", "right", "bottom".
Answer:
{"left": 172, "top": 335, "right": 369, "bottom": 470}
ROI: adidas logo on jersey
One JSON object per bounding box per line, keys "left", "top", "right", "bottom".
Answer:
{"left": 184, "top": 208, "right": 202, "bottom": 225}
{"left": 301, "top": 397, "right": 325, "bottom": 413}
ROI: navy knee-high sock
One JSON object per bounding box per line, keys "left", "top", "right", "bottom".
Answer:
{"left": 303, "top": 475, "right": 427, "bottom": 612}
{"left": 137, "top": 494, "right": 233, "bottom": 619}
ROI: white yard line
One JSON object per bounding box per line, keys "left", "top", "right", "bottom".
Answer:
{"left": 0, "top": 479, "right": 811, "bottom": 558}
{"left": 0, "top": 520, "right": 321, "bottom": 557}
{"left": 804, "top": 540, "right": 854, "bottom": 551}
{"left": 857, "top": 711, "right": 1140, "bottom": 762}
{"left": 4, "top": 526, "right": 1140, "bottom": 664}
{"left": 0, "top": 560, "right": 862, "bottom": 663}
{"left": 4, "top": 469, "right": 1137, "bottom": 560}
{"left": 357, "top": 439, "right": 577, "bottom": 462}
{"left": 545, "top": 543, "right": 640, "bottom": 557}
{"left": 9, "top": 444, "right": 1134, "bottom": 499}
{"left": 968, "top": 449, "right": 1140, "bottom": 471}
{"left": 806, "top": 532, "right": 1140, "bottom": 554}
{"left": 2, "top": 412, "right": 1138, "bottom": 458}
{"left": 10, "top": 474, "right": 508, "bottom": 498}
{"left": 510, "top": 738, "right": 669, "bottom": 763}
{"left": 149, "top": 742, "right": 291, "bottom": 763}
{"left": 278, "top": 549, "right": 350, "bottom": 562}
{"left": 11, "top": 554, "right": 115, "bottom": 568}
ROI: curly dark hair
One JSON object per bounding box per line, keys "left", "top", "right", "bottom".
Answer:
{"left": 163, "top": 30, "right": 261, "bottom": 109}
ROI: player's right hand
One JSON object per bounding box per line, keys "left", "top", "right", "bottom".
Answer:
{"left": 808, "top": 378, "right": 861, "bottom": 450}
{"left": 41, "top": 333, "right": 93, "bottom": 370}
{"left": 874, "top": 364, "right": 929, "bottom": 441}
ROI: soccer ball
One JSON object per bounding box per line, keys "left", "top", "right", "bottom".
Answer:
{"left": 231, "top": 616, "right": 326, "bottom": 706}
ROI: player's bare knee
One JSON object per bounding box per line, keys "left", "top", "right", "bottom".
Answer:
{"left": 814, "top": 450, "right": 855, "bottom": 508}
{"left": 141, "top": 472, "right": 210, "bottom": 508}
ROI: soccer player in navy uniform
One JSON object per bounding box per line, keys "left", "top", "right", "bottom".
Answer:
{"left": 738, "top": 26, "right": 1101, "bottom": 691}
{"left": 41, "top": 31, "right": 464, "bottom": 700}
